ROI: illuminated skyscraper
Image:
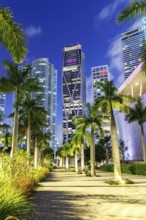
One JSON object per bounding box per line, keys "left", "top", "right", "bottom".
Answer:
{"left": 121, "top": 17, "right": 146, "bottom": 79}
{"left": 92, "top": 65, "right": 110, "bottom": 101}
{"left": 32, "top": 58, "right": 57, "bottom": 153}
{"left": 92, "top": 65, "right": 110, "bottom": 142}
{"left": 62, "top": 44, "right": 86, "bottom": 143}
{"left": 0, "top": 93, "right": 5, "bottom": 123}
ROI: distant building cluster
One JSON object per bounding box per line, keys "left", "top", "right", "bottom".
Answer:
{"left": 1, "top": 18, "right": 146, "bottom": 160}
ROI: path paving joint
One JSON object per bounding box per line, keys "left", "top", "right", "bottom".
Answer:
{"left": 29, "top": 169, "right": 146, "bottom": 220}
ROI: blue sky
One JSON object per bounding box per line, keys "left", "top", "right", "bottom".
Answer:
{"left": 0, "top": 0, "right": 142, "bottom": 142}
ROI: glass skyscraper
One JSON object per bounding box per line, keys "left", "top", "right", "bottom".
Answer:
{"left": 62, "top": 44, "right": 86, "bottom": 143}
{"left": 121, "top": 17, "right": 146, "bottom": 79}
{"left": 92, "top": 65, "right": 110, "bottom": 101}
{"left": 32, "top": 58, "right": 57, "bottom": 153}
{"left": 0, "top": 92, "right": 5, "bottom": 122}
{"left": 92, "top": 65, "right": 110, "bottom": 142}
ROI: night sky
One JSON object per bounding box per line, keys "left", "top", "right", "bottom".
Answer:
{"left": 0, "top": 0, "right": 141, "bottom": 143}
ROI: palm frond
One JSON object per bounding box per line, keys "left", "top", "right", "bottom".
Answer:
{"left": 117, "top": 0, "right": 146, "bottom": 23}
{"left": 0, "top": 7, "right": 27, "bottom": 63}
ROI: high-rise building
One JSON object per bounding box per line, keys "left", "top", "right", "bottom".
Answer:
{"left": 121, "top": 17, "right": 146, "bottom": 79}
{"left": 0, "top": 92, "right": 5, "bottom": 123}
{"left": 32, "top": 58, "right": 57, "bottom": 153}
{"left": 92, "top": 65, "right": 110, "bottom": 142}
{"left": 62, "top": 44, "right": 86, "bottom": 143}
{"left": 92, "top": 65, "right": 110, "bottom": 101}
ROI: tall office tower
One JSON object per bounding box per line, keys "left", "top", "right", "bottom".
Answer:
{"left": 121, "top": 17, "right": 146, "bottom": 79}
{"left": 62, "top": 44, "right": 86, "bottom": 143}
{"left": 32, "top": 58, "right": 57, "bottom": 153}
{"left": 0, "top": 93, "right": 5, "bottom": 122}
{"left": 92, "top": 65, "right": 110, "bottom": 143}
{"left": 92, "top": 65, "right": 110, "bottom": 101}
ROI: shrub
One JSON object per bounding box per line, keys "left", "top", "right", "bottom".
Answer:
{"left": 32, "top": 167, "right": 50, "bottom": 182}
{"left": 98, "top": 164, "right": 114, "bottom": 172}
{"left": 11, "top": 175, "right": 37, "bottom": 195}
{"left": 99, "top": 163, "right": 146, "bottom": 176}
{"left": 0, "top": 180, "right": 33, "bottom": 220}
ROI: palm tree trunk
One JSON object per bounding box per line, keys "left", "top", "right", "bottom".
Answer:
{"left": 141, "top": 125, "right": 146, "bottom": 163}
{"left": 66, "top": 156, "right": 69, "bottom": 170}
{"left": 81, "top": 144, "right": 84, "bottom": 171}
{"left": 90, "top": 127, "right": 95, "bottom": 176}
{"left": 27, "top": 114, "right": 31, "bottom": 157}
{"left": 110, "top": 106, "right": 122, "bottom": 181}
{"left": 75, "top": 152, "right": 78, "bottom": 172}
{"left": 34, "top": 137, "right": 38, "bottom": 168}
{"left": 60, "top": 157, "right": 63, "bottom": 167}
{"left": 11, "top": 92, "right": 19, "bottom": 157}
{"left": 106, "top": 146, "right": 109, "bottom": 165}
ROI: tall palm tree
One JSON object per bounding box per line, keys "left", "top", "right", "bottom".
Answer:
{"left": 125, "top": 97, "right": 146, "bottom": 162}
{"left": 73, "top": 103, "right": 103, "bottom": 176}
{"left": 70, "top": 138, "right": 80, "bottom": 172}
{"left": 94, "top": 80, "right": 131, "bottom": 181}
{"left": 60, "top": 142, "right": 72, "bottom": 170}
{"left": 38, "top": 132, "right": 51, "bottom": 163}
{"left": 117, "top": 0, "right": 146, "bottom": 24}
{"left": 19, "top": 94, "right": 47, "bottom": 157}
{"left": 71, "top": 128, "right": 90, "bottom": 171}
{"left": 31, "top": 111, "right": 48, "bottom": 168}
{"left": 0, "top": 60, "right": 40, "bottom": 157}
{"left": 0, "top": 7, "right": 27, "bottom": 63}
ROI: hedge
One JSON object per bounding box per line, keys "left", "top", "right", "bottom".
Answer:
{"left": 99, "top": 164, "right": 146, "bottom": 175}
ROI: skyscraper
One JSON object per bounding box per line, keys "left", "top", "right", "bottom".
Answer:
{"left": 92, "top": 65, "right": 110, "bottom": 142}
{"left": 92, "top": 65, "right": 110, "bottom": 101}
{"left": 0, "top": 92, "right": 5, "bottom": 123}
{"left": 121, "top": 17, "right": 146, "bottom": 79}
{"left": 62, "top": 44, "right": 86, "bottom": 143}
{"left": 32, "top": 58, "right": 57, "bottom": 153}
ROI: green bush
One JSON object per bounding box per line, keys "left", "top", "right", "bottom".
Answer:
{"left": 11, "top": 175, "right": 37, "bottom": 195}
{"left": 0, "top": 180, "right": 33, "bottom": 220}
{"left": 32, "top": 167, "right": 50, "bottom": 182}
{"left": 98, "top": 164, "right": 114, "bottom": 172}
{"left": 99, "top": 163, "right": 146, "bottom": 175}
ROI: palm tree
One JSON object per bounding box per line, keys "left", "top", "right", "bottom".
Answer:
{"left": 31, "top": 111, "right": 48, "bottom": 168}
{"left": 0, "top": 7, "right": 27, "bottom": 63}
{"left": 0, "top": 60, "right": 40, "bottom": 157}
{"left": 73, "top": 103, "right": 103, "bottom": 176}
{"left": 60, "top": 142, "right": 72, "bottom": 170}
{"left": 125, "top": 97, "right": 146, "bottom": 162}
{"left": 94, "top": 80, "right": 131, "bottom": 181}
{"left": 19, "top": 94, "right": 47, "bottom": 157}
{"left": 117, "top": 0, "right": 146, "bottom": 24}
{"left": 70, "top": 139, "right": 80, "bottom": 172}
{"left": 38, "top": 132, "right": 51, "bottom": 163}
{"left": 71, "top": 128, "right": 90, "bottom": 171}
{"left": 0, "top": 123, "right": 11, "bottom": 152}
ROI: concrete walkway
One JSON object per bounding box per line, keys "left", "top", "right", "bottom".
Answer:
{"left": 29, "top": 169, "right": 146, "bottom": 220}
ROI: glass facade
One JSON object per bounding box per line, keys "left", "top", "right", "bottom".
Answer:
{"left": 121, "top": 17, "right": 146, "bottom": 79}
{"left": 0, "top": 92, "right": 5, "bottom": 123}
{"left": 32, "top": 58, "right": 57, "bottom": 153}
{"left": 92, "top": 65, "right": 109, "bottom": 100}
{"left": 62, "top": 44, "right": 86, "bottom": 143}
{"left": 91, "top": 65, "right": 110, "bottom": 142}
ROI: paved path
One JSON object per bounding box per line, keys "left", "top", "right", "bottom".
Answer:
{"left": 29, "top": 169, "right": 146, "bottom": 220}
